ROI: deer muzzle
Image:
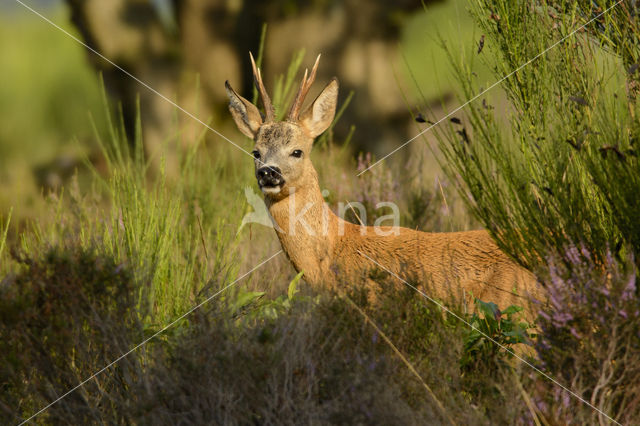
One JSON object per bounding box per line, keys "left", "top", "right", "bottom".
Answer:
{"left": 256, "top": 166, "right": 284, "bottom": 192}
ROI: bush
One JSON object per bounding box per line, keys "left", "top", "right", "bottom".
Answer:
{"left": 461, "top": 299, "right": 534, "bottom": 372}
{"left": 0, "top": 247, "right": 147, "bottom": 424}
{"left": 533, "top": 247, "right": 640, "bottom": 423}
{"left": 431, "top": 2, "right": 640, "bottom": 423}
{"left": 138, "top": 290, "right": 448, "bottom": 425}
{"left": 132, "top": 283, "right": 537, "bottom": 425}
{"left": 435, "top": 0, "right": 640, "bottom": 269}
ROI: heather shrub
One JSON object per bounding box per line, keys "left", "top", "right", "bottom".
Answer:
{"left": 533, "top": 247, "right": 640, "bottom": 424}
{"left": 0, "top": 246, "right": 147, "bottom": 424}
{"left": 138, "top": 294, "right": 444, "bottom": 425}
{"left": 427, "top": 3, "right": 640, "bottom": 423}
{"left": 351, "top": 152, "right": 400, "bottom": 224}
{"left": 131, "top": 282, "right": 536, "bottom": 425}
{"left": 354, "top": 283, "right": 536, "bottom": 424}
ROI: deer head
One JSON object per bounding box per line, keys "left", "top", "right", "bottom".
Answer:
{"left": 225, "top": 54, "right": 338, "bottom": 200}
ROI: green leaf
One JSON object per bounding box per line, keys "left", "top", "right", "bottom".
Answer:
{"left": 476, "top": 299, "right": 500, "bottom": 320}
{"left": 288, "top": 271, "right": 304, "bottom": 300}
{"left": 502, "top": 305, "right": 523, "bottom": 316}
{"left": 232, "top": 290, "right": 265, "bottom": 314}
{"left": 503, "top": 330, "right": 525, "bottom": 338}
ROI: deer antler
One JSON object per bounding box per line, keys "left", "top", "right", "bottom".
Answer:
{"left": 249, "top": 52, "right": 275, "bottom": 122}
{"left": 288, "top": 54, "right": 321, "bottom": 121}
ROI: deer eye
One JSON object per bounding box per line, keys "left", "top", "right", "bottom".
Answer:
{"left": 291, "top": 149, "right": 303, "bottom": 158}
{"left": 252, "top": 150, "right": 261, "bottom": 160}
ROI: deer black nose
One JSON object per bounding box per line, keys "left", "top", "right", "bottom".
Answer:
{"left": 256, "top": 166, "right": 283, "bottom": 187}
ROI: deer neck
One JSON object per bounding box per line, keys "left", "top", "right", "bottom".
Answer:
{"left": 264, "top": 171, "right": 341, "bottom": 283}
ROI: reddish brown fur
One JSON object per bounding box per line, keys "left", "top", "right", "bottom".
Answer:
{"left": 226, "top": 58, "right": 546, "bottom": 319}
{"left": 265, "top": 165, "right": 545, "bottom": 317}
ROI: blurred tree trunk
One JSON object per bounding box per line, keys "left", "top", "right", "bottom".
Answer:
{"left": 66, "top": 0, "right": 179, "bottom": 161}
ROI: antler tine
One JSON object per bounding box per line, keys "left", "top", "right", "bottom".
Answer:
{"left": 288, "top": 54, "right": 321, "bottom": 121}
{"left": 308, "top": 53, "right": 320, "bottom": 85}
{"left": 249, "top": 52, "right": 275, "bottom": 122}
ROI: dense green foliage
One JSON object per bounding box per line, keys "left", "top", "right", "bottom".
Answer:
{"left": 437, "top": 0, "right": 640, "bottom": 268}
{"left": 434, "top": 0, "right": 640, "bottom": 423}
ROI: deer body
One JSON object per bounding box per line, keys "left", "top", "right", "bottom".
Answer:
{"left": 226, "top": 54, "right": 545, "bottom": 317}
{"left": 265, "top": 161, "right": 542, "bottom": 312}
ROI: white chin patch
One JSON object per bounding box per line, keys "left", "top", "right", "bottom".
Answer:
{"left": 261, "top": 185, "right": 281, "bottom": 195}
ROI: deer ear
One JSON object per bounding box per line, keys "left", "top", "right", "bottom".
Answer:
{"left": 299, "top": 78, "right": 338, "bottom": 138}
{"left": 225, "top": 81, "right": 263, "bottom": 138}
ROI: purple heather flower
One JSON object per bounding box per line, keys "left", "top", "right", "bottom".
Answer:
{"left": 622, "top": 273, "right": 636, "bottom": 301}
{"left": 538, "top": 310, "right": 551, "bottom": 322}
{"left": 548, "top": 261, "right": 563, "bottom": 288}
{"left": 605, "top": 249, "right": 615, "bottom": 268}
{"left": 580, "top": 244, "right": 591, "bottom": 260}
{"left": 549, "top": 292, "right": 564, "bottom": 310}
{"left": 566, "top": 245, "right": 581, "bottom": 265}
{"left": 552, "top": 312, "right": 573, "bottom": 327}
{"left": 535, "top": 399, "right": 548, "bottom": 413}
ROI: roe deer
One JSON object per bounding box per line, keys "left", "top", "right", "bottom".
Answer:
{"left": 226, "top": 54, "right": 546, "bottom": 318}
